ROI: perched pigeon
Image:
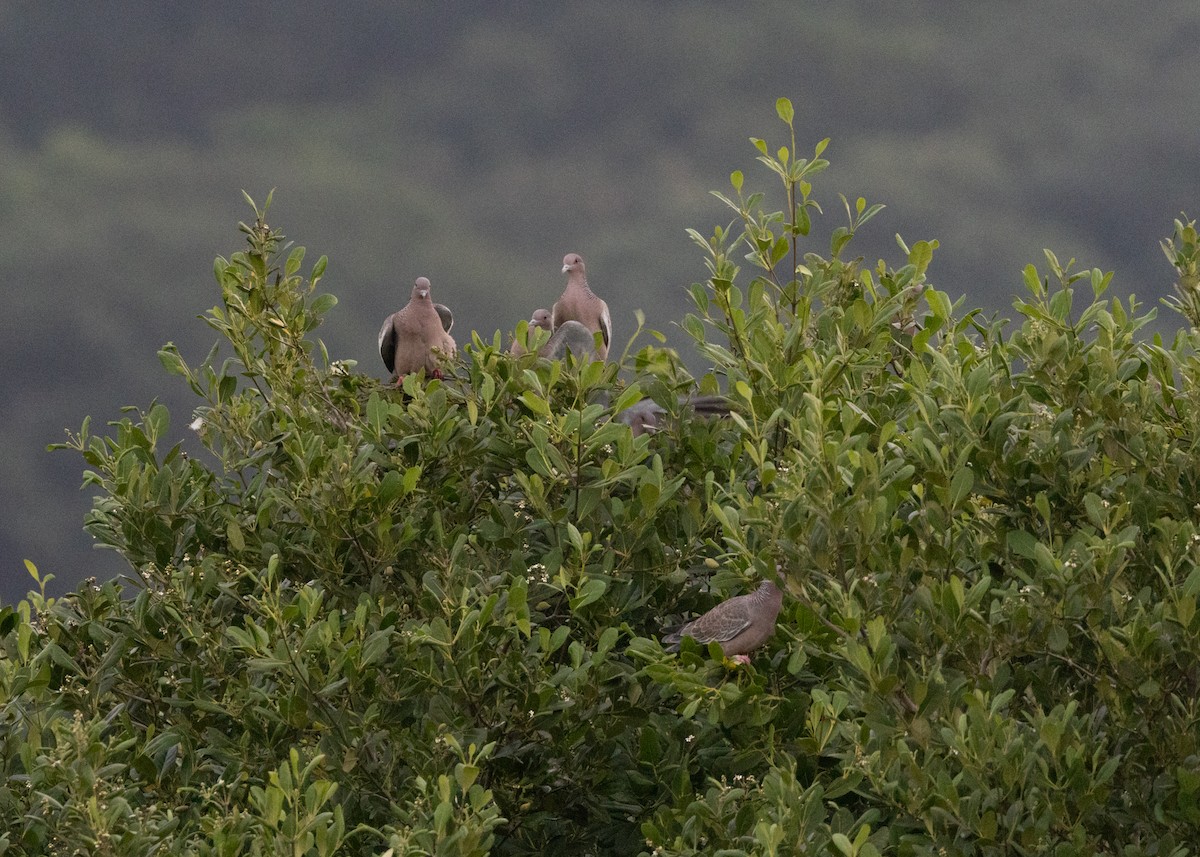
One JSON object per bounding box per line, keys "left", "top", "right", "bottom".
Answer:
{"left": 378, "top": 277, "right": 456, "bottom": 380}
{"left": 616, "top": 394, "right": 732, "bottom": 437}
{"left": 510, "top": 308, "right": 553, "bottom": 356}
{"left": 540, "top": 320, "right": 599, "bottom": 361}
{"left": 552, "top": 253, "right": 612, "bottom": 360}
{"left": 662, "top": 579, "right": 783, "bottom": 663}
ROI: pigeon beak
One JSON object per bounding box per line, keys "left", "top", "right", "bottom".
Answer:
{"left": 562, "top": 264, "right": 570, "bottom": 274}
{"left": 417, "top": 288, "right": 429, "bottom": 299}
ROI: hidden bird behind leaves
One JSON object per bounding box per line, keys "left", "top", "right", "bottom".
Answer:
{"left": 510, "top": 308, "right": 553, "bottom": 355}
{"left": 615, "top": 394, "right": 732, "bottom": 437}
{"left": 378, "top": 277, "right": 456, "bottom": 381}
{"left": 552, "top": 253, "right": 611, "bottom": 360}
{"left": 662, "top": 579, "right": 783, "bottom": 664}
{"left": 540, "top": 319, "right": 598, "bottom": 361}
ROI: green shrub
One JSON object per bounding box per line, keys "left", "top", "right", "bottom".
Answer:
{"left": 2, "top": 104, "right": 1198, "bottom": 855}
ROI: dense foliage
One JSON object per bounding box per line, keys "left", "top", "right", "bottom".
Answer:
{"left": 3, "top": 104, "right": 1199, "bottom": 854}
{"left": 6, "top": 2, "right": 1199, "bottom": 601}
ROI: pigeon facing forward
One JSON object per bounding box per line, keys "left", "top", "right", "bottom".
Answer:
{"left": 552, "top": 253, "right": 612, "bottom": 360}
{"left": 662, "top": 579, "right": 783, "bottom": 663}
{"left": 378, "top": 277, "right": 456, "bottom": 381}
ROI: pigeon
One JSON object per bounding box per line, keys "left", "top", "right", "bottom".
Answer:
{"left": 540, "top": 320, "right": 599, "bottom": 361}
{"left": 510, "top": 308, "right": 553, "bottom": 356}
{"left": 552, "top": 253, "right": 612, "bottom": 360}
{"left": 615, "top": 394, "right": 732, "bottom": 437}
{"left": 662, "top": 579, "right": 783, "bottom": 663}
{"left": 378, "top": 277, "right": 456, "bottom": 381}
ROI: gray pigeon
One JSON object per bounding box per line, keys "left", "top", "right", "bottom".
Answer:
{"left": 662, "top": 579, "right": 783, "bottom": 663}
{"left": 378, "top": 277, "right": 457, "bottom": 380}
{"left": 510, "top": 308, "right": 553, "bottom": 356}
{"left": 615, "top": 394, "right": 732, "bottom": 437}
{"left": 552, "top": 253, "right": 612, "bottom": 360}
{"left": 540, "top": 319, "right": 599, "bottom": 361}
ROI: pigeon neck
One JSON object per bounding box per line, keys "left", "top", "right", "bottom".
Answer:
{"left": 758, "top": 580, "right": 783, "bottom": 601}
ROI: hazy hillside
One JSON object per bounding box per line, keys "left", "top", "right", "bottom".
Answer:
{"left": 3, "top": 1, "right": 1198, "bottom": 602}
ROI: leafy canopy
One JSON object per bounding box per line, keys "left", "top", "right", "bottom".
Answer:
{"left": 2, "top": 101, "right": 1199, "bottom": 855}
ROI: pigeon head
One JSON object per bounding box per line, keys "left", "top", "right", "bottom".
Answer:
{"left": 562, "top": 253, "right": 586, "bottom": 275}
{"left": 615, "top": 399, "right": 664, "bottom": 437}
{"left": 625, "top": 409, "right": 659, "bottom": 436}
{"left": 530, "top": 308, "right": 553, "bottom": 330}
{"left": 412, "top": 277, "right": 432, "bottom": 301}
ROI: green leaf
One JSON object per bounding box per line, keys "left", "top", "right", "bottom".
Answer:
{"left": 361, "top": 629, "right": 392, "bottom": 666}
{"left": 948, "top": 467, "right": 974, "bottom": 509}
{"left": 157, "top": 344, "right": 187, "bottom": 377}
{"left": 925, "top": 288, "right": 952, "bottom": 320}
{"left": 510, "top": 576, "right": 530, "bottom": 637}
{"left": 596, "top": 626, "right": 619, "bottom": 658}
{"left": 566, "top": 523, "right": 585, "bottom": 555}
{"left": 979, "top": 810, "right": 998, "bottom": 840}
{"left": 310, "top": 293, "right": 338, "bottom": 316}
{"left": 146, "top": 403, "right": 169, "bottom": 445}
{"left": 226, "top": 520, "right": 246, "bottom": 552}
{"left": 1007, "top": 530, "right": 1038, "bottom": 559}
{"left": 1047, "top": 624, "right": 1070, "bottom": 653}
{"left": 378, "top": 469, "right": 404, "bottom": 504}
{"left": 311, "top": 255, "right": 328, "bottom": 281}
{"left": 770, "top": 236, "right": 790, "bottom": 265}
{"left": 776, "top": 97, "right": 794, "bottom": 124}
{"left": 520, "top": 391, "right": 551, "bottom": 416}
{"left": 832, "top": 832, "right": 854, "bottom": 856}
{"left": 831, "top": 226, "right": 853, "bottom": 258}
{"left": 285, "top": 245, "right": 306, "bottom": 277}
{"left": 611, "top": 383, "right": 644, "bottom": 415}
{"left": 571, "top": 577, "right": 607, "bottom": 610}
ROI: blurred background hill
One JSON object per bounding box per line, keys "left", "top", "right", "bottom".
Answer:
{"left": 3, "top": 1, "right": 1199, "bottom": 602}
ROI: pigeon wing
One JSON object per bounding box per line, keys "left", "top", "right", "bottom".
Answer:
{"left": 597, "top": 299, "right": 612, "bottom": 352}
{"left": 664, "top": 598, "right": 753, "bottom": 651}
{"left": 378, "top": 316, "right": 397, "bottom": 374}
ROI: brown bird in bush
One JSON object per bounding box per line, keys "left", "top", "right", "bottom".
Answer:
{"left": 662, "top": 578, "right": 783, "bottom": 664}
{"left": 378, "top": 277, "right": 456, "bottom": 381}
{"left": 552, "top": 253, "right": 611, "bottom": 360}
